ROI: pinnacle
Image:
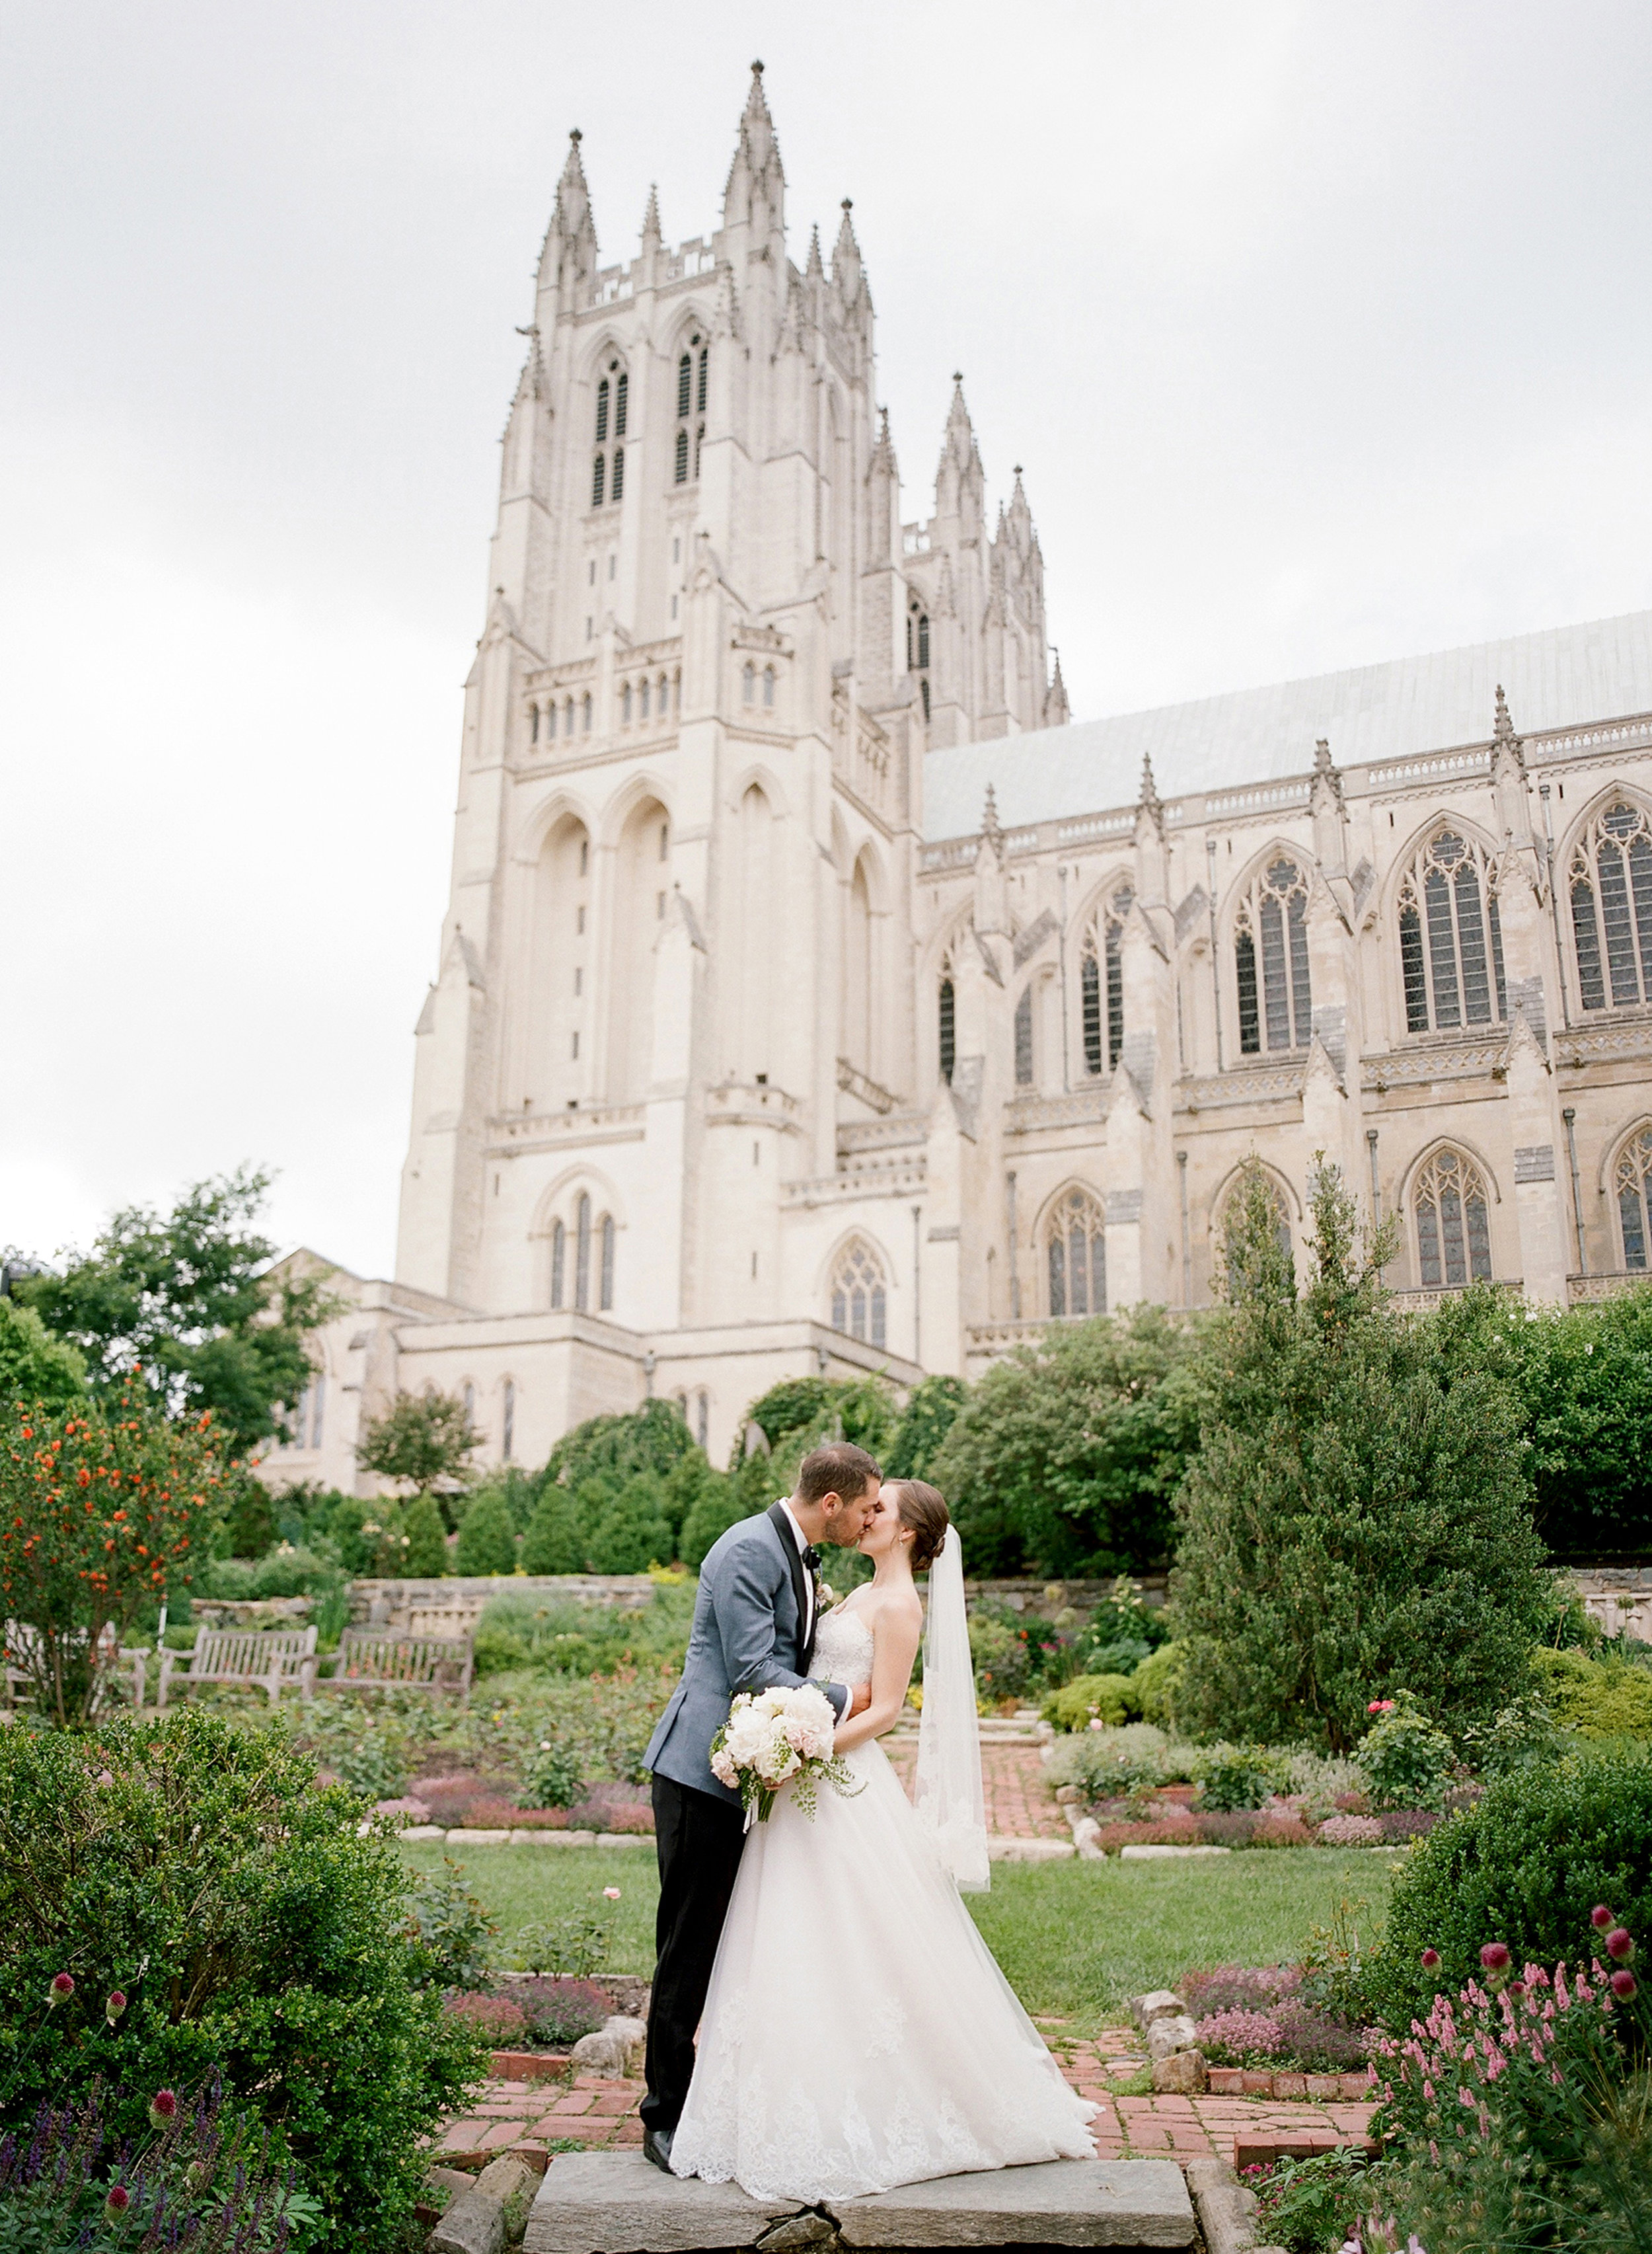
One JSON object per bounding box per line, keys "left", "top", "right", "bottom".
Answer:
{"left": 640, "top": 182, "right": 662, "bottom": 245}
{"left": 1140, "top": 753, "right": 1161, "bottom": 808}
{"left": 1314, "top": 736, "right": 1334, "bottom": 772}
{"left": 806, "top": 223, "right": 824, "bottom": 278}
{"left": 982, "top": 782, "right": 1002, "bottom": 843}
{"left": 1494, "top": 683, "right": 1517, "bottom": 740}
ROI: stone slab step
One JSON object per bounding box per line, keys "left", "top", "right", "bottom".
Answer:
{"left": 526, "top": 2152, "right": 1194, "bottom": 2253}
{"left": 833, "top": 2159, "right": 1193, "bottom": 2247}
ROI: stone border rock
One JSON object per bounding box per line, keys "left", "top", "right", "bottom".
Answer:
{"left": 1129, "top": 1990, "right": 1206, "bottom": 2095}
{"left": 402, "top": 1827, "right": 654, "bottom": 1847}
{"left": 1182, "top": 2158, "right": 1286, "bottom": 2254}
{"left": 1209, "top": 2066, "right": 1375, "bottom": 2101}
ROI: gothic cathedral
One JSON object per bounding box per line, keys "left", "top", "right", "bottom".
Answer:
{"left": 268, "top": 66, "right": 1652, "bottom": 1493}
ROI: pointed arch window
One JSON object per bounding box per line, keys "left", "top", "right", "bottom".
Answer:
{"left": 1080, "top": 888, "right": 1131, "bottom": 1075}
{"left": 1413, "top": 1149, "right": 1493, "bottom": 1289}
{"left": 1235, "top": 858, "right": 1312, "bottom": 1054}
{"left": 674, "top": 334, "right": 705, "bottom": 485}
{"left": 575, "top": 1192, "right": 592, "bottom": 1311}
{"left": 591, "top": 453, "right": 605, "bottom": 509}
{"left": 1615, "top": 1126, "right": 1652, "bottom": 1270}
{"left": 550, "top": 1218, "right": 566, "bottom": 1309}
{"left": 614, "top": 371, "right": 628, "bottom": 437}
{"left": 546, "top": 700, "right": 558, "bottom": 742}
{"left": 621, "top": 681, "right": 632, "bottom": 725}
{"left": 907, "top": 600, "right": 930, "bottom": 673}
{"left": 1570, "top": 800, "right": 1652, "bottom": 1012}
{"left": 920, "top": 678, "right": 930, "bottom": 721}
{"left": 595, "top": 378, "right": 610, "bottom": 442}
{"left": 1046, "top": 1186, "right": 1106, "bottom": 1318}
{"left": 1398, "top": 830, "right": 1506, "bottom": 1034}
{"left": 611, "top": 446, "right": 624, "bottom": 502}
{"left": 503, "top": 1378, "right": 516, "bottom": 1463}
{"left": 599, "top": 1213, "right": 615, "bottom": 1310}
{"left": 1013, "top": 985, "right": 1034, "bottom": 1085}
{"left": 831, "top": 1239, "right": 887, "bottom": 1347}
{"left": 1219, "top": 1172, "right": 1293, "bottom": 1265}
{"left": 742, "top": 661, "right": 755, "bottom": 705}
{"left": 938, "top": 973, "right": 956, "bottom": 1085}
{"left": 581, "top": 693, "right": 592, "bottom": 733}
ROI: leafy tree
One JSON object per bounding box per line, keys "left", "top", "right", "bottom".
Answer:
{"left": 743, "top": 1374, "right": 899, "bottom": 1463}
{"left": 0, "top": 1298, "right": 87, "bottom": 1410}
{"left": 0, "top": 1391, "right": 230, "bottom": 1726}
{"left": 1424, "top": 1283, "right": 1652, "bottom": 1558}
{"left": 885, "top": 1374, "right": 967, "bottom": 1481}
{"left": 16, "top": 1168, "right": 334, "bottom": 1456}
{"left": 1170, "top": 1159, "right": 1552, "bottom": 1752}
{"left": 356, "top": 1389, "right": 478, "bottom": 1530}
{"left": 541, "top": 1399, "right": 697, "bottom": 1498}
{"left": 930, "top": 1305, "right": 1213, "bottom": 1574}
{"left": 455, "top": 1485, "right": 518, "bottom": 1576}
{"left": 402, "top": 1491, "right": 450, "bottom": 1576}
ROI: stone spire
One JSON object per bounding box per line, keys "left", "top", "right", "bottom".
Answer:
{"left": 640, "top": 182, "right": 662, "bottom": 253}
{"left": 832, "top": 199, "right": 870, "bottom": 314}
{"left": 538, "top": 130, "right": 598, "bottom": 300}
{"left": 724, "top": 60, "right": 784, "bottom": 233}
{"left": 981, "top": 782, "right": 1002, "bottom": 853}
{"left": 1043, "top": 648, "right": 1070, "bottom": 728}
{"left": 1310, "top": 736, "right": 1348, "bottom": 878}
{"left": 935, "top": 373, "right": 985, "bottom": 526}
{"left": 805, "top": 223, "right": 825, "bottom": 280}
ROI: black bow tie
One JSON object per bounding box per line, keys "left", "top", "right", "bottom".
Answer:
{"left": 802, "top": 1545, "right": 821, "bottom": 1573}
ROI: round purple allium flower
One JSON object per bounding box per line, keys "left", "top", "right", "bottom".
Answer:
{"left": 1421, "top": 1949, "right": 1440, "bottom": 1970}
{"left": 147, "top": 2089, "right": 177, "bottom": 2129}
{"left": 48, "top": 1972, "right": 74, "bottom": 2005}
{"left": 1480, "top": 1943, "right": 1511, "bottom": 1974}
{"left": 104, "top": 2186, "right": 130, "bottom": 2218}
{"left": 105, "top": 1990, "right": 127, "bottom": 2024}
{"left": 1592, "top": 1904, "right": 1614, "bottom": 1929}
{"left": 1609, "top": 1968, "right": 1637, "bottom": 2001}
{"left": 1606, "top": 1928, "right": 1635, "bottom": 1964}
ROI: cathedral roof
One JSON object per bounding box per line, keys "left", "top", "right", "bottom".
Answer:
{"left": 922, "top": 605, "right": 1652, "bottom": 841}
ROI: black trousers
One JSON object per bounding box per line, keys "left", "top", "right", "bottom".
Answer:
{"left": 642, "top": 1771, "right": 747, "bottom": 2134}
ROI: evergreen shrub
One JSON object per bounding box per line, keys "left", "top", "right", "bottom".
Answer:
{"left": 455, "top": 1485, "right": 518, "bottom": 1576}
{"left": 1041, "top": 1672, "right": 1142, "bottom": 1730}
{"left": 1531, "top": 1645, "right": 1652, "bottom": 1740}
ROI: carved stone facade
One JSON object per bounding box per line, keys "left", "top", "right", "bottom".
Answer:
{"left": 261, "top": 70, "right": 1652, "bottom": 1496}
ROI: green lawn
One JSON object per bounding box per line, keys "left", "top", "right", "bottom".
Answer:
{"left": 402, "top": 1842, "right": 1399, "bottom": 2035}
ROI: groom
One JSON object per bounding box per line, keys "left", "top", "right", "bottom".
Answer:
{"left": 640, "top": 1442, "right": 882, "bottom": 2170}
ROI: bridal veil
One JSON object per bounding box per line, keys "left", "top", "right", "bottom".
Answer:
{"left": 912, "top": 1526, "right": 990, "bottom": 1891}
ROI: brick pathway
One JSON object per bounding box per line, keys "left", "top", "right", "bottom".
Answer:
{"left": 883, "top": 1736, "right": 1070, "bottom": 1841}
{"left": 435, "top": 2032, "right": 1373, "bottom": 2175}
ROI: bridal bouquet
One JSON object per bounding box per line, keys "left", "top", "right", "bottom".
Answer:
{"left": 710, "top": 1683, "right": 865, "bottom": 1825}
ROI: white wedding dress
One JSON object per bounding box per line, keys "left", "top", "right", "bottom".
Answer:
{"left": 669, "top": 1604, "right": 1096, "bottom": 2202}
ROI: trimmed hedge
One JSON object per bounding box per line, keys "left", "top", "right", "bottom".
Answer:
{"left": 1367, "top": 1746, "right": 1652, "bottom": 2034}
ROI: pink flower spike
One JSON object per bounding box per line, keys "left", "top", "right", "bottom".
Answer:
{"left": 1592, "top": 1904, "right": 1614, "bottom": 1929}
{"left": 1480, "top": 1943, "right": 1511, "bottom": 1974}
{"left": 1610, "top": 1968, "right": 1637, "bottom": 2000}
{"left": 1606, "top": 1928, "right": 1634, "bottom": 1963}
{"left": 48, "top": 1973, "right": 74, "bottom": 2005}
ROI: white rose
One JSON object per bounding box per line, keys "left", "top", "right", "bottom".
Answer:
{"left": 710, "top": 1750, "right": 739, "bottom": 1787}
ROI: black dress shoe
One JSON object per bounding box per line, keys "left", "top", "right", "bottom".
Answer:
{"left": 642, "top": 2126, "right": 675, "bottom": 2174}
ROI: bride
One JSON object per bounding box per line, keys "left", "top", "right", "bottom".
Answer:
{"left": 669, "top": 1479, "right": 1096, "bottom": 2202}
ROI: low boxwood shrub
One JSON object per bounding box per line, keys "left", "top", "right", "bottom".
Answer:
{"left": 1041, "top": 1672, "right": 1142, "bottom": 1730}
{"left": 0, "top": 1709, "right": 486, "bottom": 2247}
{"left": 1367, "top": 1745, "right": 1652, "bottom": 2033}
{"left": 1530, "top": 1645, "right": 1652, "bottom": 1740}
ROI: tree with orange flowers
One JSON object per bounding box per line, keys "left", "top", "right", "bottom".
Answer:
{"left": 0, "top": 1391, "right": 229, "bottom": 1727}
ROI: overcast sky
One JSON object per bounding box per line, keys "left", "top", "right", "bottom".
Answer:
{"left": 3, "top": 0, "right": 1650, "bottom": 1282}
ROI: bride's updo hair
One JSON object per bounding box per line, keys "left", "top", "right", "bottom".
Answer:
{"left": 889, "top": 1479, "right": 950, "bottom": 1572}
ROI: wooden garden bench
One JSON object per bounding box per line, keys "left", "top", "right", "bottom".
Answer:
{"left": 311, "top": 1627, "right": 474, "bottom": 1700}
{"left": 157, "top": 1625, "right": 318, "bottom": 1709}
{"left": 4, "top": 1621, "right": 149, "bottom": 1715}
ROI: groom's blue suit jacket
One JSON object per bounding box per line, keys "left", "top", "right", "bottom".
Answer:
{"left": 644, "top": 1508, "right": 852, "bottom": 1806}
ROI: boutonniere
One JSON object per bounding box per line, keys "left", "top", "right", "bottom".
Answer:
{"left": 818, "top": 1582, "right": 837, "bottom": 1609}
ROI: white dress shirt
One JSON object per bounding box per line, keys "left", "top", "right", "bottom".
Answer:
{"left": 777, "top": 1496, "right": 817, "bottom": 1644}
